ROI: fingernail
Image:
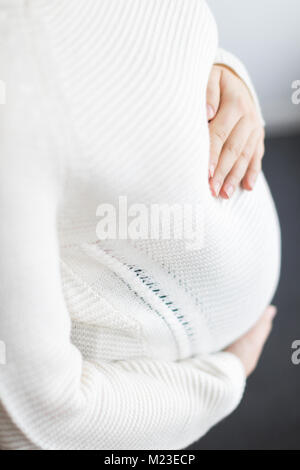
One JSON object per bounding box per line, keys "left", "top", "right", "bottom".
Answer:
{"left": 224, "top": 184, "right": 234, "bottom": 199}
{"left": 207, "top": 104, "right": 215, "bottom": 121}
{"left": 209, "top": 164, "right": 215, "bottom": 179}
{"left": 248, "top": 174, "right": 257, "bottom": 190}
{"left": 213, "top": 181, "right": 221, "bottom": 197}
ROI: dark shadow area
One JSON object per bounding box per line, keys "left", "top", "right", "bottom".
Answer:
{"left": 188, "top": 134, "right": 300, "bottom": 450}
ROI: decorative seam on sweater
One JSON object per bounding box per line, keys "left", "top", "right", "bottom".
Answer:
{"left": 82, "top": 242, "right": 193, "bottom": 359}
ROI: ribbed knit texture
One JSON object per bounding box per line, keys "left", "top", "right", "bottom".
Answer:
{"left": 0, "top": 0, "right": 280, "bottom": 450}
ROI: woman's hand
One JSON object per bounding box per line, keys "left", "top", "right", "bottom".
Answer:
{"left": 225, "top": 305, "right": 277, "bottom": 377}
{"left": 207, "top": 64, "right": 265, "bottom": 199}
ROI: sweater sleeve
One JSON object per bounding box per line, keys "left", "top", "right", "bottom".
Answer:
{"left": 214, "top": 48, "right": 265, "bottom": 126}
{"left": 0, "top": 9, "right": 246, "bottom": 451}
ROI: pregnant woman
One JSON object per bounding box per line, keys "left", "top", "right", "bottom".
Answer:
{"left": 0, "top": 0, "right": 280, "bottom": 450}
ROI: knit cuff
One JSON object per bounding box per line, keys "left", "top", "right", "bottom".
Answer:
{"left": 207, "top": 351, "right": 246, "bottom": 417}
{"left": 214, "top": 48, "right": 265, "bottom": 127}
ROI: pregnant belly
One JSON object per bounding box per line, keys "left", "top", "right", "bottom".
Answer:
{"left": 173, "top": 172, "right": 281, "bottom": 352}
{"left": 62, "top": 172, "right": 281, "bottom": 361}
{"left": 97, "top": 172, "right": 281, "bottom": 356}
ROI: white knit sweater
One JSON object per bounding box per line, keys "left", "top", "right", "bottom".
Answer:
{"left": 0, "top": 0, "right": 280, "bottom": 450}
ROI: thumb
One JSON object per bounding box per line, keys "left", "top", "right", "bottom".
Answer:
{"left": 206, "top": 66, "right": 221, "bottom": 121}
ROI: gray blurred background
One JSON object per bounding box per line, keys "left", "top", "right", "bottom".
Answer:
{"left": 209, "top": 0, "right": 300, "bottom": 137}
{"left": 188, "top": 0, "right": 300, "bottom": 450}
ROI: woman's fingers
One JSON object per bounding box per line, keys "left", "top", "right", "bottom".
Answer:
{"left": 208, "top": 99, "right": 243, "bottom": 181}
{"left": 242, "top": 131, "right": 265, "bottom": 191}
{"left": 219, "top": 127, "right": 261, "bottom": 199}
{"left": 243, "top": 305, "right": 276, "bottom": 375}
{"left": 210, "top": 116, "right": 256, "bottom": 197}
{"left": 251, "top": 305, "right": 277, "bottom": 348}
{"left": 206, "top": 67, "right": 221, "bottom": 123}
{"left": 225, "top": 305, "right": 277, "bottom": 378}
{"left": 206, "top": 65, "right": 265, "bottom": 197}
